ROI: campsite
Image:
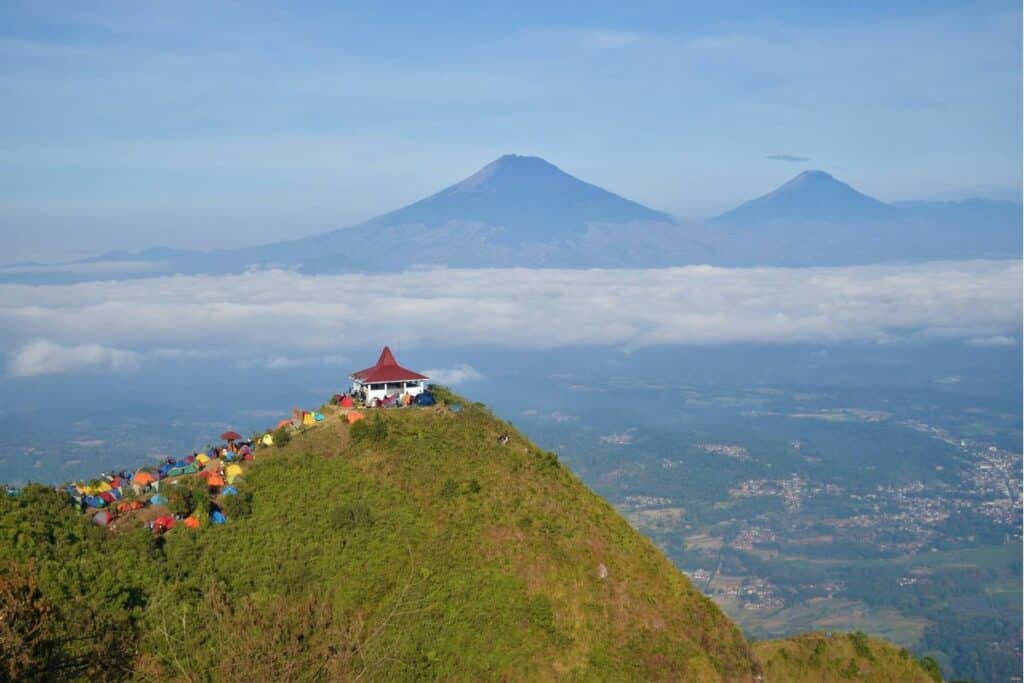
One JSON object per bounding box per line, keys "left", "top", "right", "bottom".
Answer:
{"left": 46, "top": 388, "right": 437, "bottom": 536}
{"left": 13, "top": 347, "right": 441, "bottom": 535}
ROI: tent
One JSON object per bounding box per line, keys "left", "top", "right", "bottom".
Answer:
{"left": 99, "top": 491, "right": 116, "bottom": 504}
{"left": 261, "top": 433, "right": 274, "bottom": 446}
{"left": 184, "top": 455, "right": 196, "bottom": 464}
{"left": 415, "top": 392, "right": 436, "bottom": 406}
{"left": 314, "top": 412, "right": 325, "bottom": 421}
{"left": 183, "top": 516, "right": 201, "bottom": 529}
{"left": 207, "top": 474, "right": 225, "bottom": 488}
{"left": 196, "top": 453, "right": 210, "bottom": 465}
{"left": 152, "top": 516, "right": 176, "bottom": 533}
{"left": 150, "top": 494, "right": 168, "bottom": 505}
{"left": 276, "top": 418, "right": 292, "bottom": 430}
{"left": 225, "top": 464, "right": 243, "bottom": 484}
{"left": 93, "top": 510, "right": 113, "bottom": 526}
{"left": 221, "top": 486, "right": 238, "bottom": 496}
{"left": 340, "top": 395, "right": 355, "bottom": 408}
{"left": 97, "top": 481, "right": 112, "bottom": 493}
{"left": 347, "top": 411, "right": 365, "bottom": 424}
{"left": 198, "top": 470, "right": 213, "bottom": 480}
{"left": 211, "top": 510, "right": 227, "bottom": 525}
{"left": 117, "top": 500, "right": 144, "bottom": 513}
{"left": 302, "top": 412, "right": 316, "bottom": 426}
{"left": 134, "top": 471, "right": 156, "bottom": 486}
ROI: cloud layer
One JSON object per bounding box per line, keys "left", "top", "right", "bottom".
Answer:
{"left": 8, "top": 340, "right": 140, "bottom": 377}
{"left": 1, "top": 261, "right": 1019, "bottom": 376}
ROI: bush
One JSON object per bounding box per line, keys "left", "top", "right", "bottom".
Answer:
{"left": 221, "top": 491, "right": 253, "bottom": 520}
{"left": 166, "top": 488, "right": 192, "bottom": 517}
{"left": 350, "top": 415, "right": 388, "bottom": 446}
{"left": 273, "top": 426, "right": 291, "bottom": 447}
{"left": 331, "top": 501, "right": 373, "bottom": 529}
{"left": 440, "top": 479, "right": 459, "bottom": 500}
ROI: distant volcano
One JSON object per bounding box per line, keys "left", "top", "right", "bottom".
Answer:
{"left": 711, "top": 170, "right": 898, "bottom": 225}
{"left": 362, "top": 154, "right": 673, "bottom": 243}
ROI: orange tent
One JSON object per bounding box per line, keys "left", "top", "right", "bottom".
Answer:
{"left": 276, "top": 418, "right": 292, "bottom": 430}
{"left": 117, "top": 500, "right": 144, "bottom": 513}
{"left": 207, "top": 474, "right": 225, "bottom": 487}
{"left": 183, "top": 516, "right": 201, "bottom": 529}
{"left": 347, "top": 411, "right": 365, "bottom": 424}
{"left": 133, "top": 471, "right": 156, "bottom": 486}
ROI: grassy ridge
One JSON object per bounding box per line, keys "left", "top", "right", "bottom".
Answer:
{"left": 752, "top": 631, "right": 941, "bottom": 682}
{"left": 0, "top": 394, "right": 939, "bottom": 681}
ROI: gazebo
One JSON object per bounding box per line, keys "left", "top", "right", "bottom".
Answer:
{"left": 350, "top": 346, "right": 429, "bottom": 404}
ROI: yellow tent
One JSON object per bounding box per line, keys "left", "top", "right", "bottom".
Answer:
{"left": 302, "top": 412, "right": 316, "bottom": 426}
{"left": 196, "top": 453, "right": 210, "bottom": 465}
{"left": 97, "top": 481, "right": 112, "bottom": 493}
{"left": 226, "top": 464, "right": 243, "bottom": 484}
{"left": 261, "top": 433, "right": 274, "bottom": 446}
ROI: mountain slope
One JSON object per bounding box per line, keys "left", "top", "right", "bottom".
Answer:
{"left": 0, "top": 391, "right": 943, "bottom": 681}
{"left": 752, "top": 632, "right": 939, "bottom": 683}
{"left": 361, "top": 154, "right": 673, "bottom": 244}
{"left": 1, "top": 395, "right": 756, "bottom": 680}
{"left": 711, "top": 170, "right": 898, "bottom": 225}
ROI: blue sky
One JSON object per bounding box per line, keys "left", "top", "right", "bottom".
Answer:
{"left": 1, "top": 1, "right": 1021, "bottom": 261}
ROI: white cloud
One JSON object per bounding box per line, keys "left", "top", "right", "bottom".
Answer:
{"left": 264, "top": 354, "right": 349, "bottom": 370}
{"left": 0, "top": 262, "right": 1019, "bottom": 359}
{"left": 965, "top": 335, "right": 1018, "bottom": 347}
{"left": 423, "top": 364, "right": 483, "bottom": 385}
{"left": 8, "top": 340, "right": 140, "bottom": 377}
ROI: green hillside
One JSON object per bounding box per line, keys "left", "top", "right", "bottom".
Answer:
{"left": 0, "top": 392, "right": 941, "bottom": 681}
{"left": 752, "top": 631, "right": 942, "bottom": 683}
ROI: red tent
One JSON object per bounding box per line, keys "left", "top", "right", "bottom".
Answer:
{"left": 221, "top": 431, "right": 242, "bottom": 441}
{"left": 153, "top": 516, "right": 176, "bottom": 534}
{"left": 340, "top": 395, "right": 355, "bottom": 408}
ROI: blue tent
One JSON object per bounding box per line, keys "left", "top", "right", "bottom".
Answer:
{"left": 158, "top": 463, "right": 172, "bottom": 476}
{"left": 150, "top": 494, "right": 168, "bottom": 505}
{"left": 223, "top": 452, "right": 235, "bottom": 461}
{"left": 211, "top": 510, "right": 227, "bottom": 525}
{"left": 221, "top": 486, "right": 238, "bottom": 496}
{"left": 415, "top": 392, "right": 436, "bottom": 406}
{"left": 314, "top": 412, "right": 325, "bottom": 421}
{"left": 86, "top": 495, "right": 105, "bottom": 508}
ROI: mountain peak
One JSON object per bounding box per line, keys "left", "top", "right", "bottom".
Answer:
{"left": 712, "top": 170, "right": 897, "bottom": 225}
{"left": 365, "top": 154, "right": 673, "bottom": 243}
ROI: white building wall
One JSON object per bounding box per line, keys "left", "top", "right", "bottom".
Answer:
{"left": 351, "top": 379, "right": 427, "bottom": 404}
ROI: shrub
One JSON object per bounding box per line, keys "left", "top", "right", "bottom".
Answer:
{"left": 166, "top": 488, "right": 192, "bottom": 517}
{"left": 331, "top": 501, "right": 373, "bottom": 529}
{"left": 440, "top": 479, "right": 459, "bottom": 500}
{"left": 350, "top": 415, "right": 388, "bottom": 446}
{"left": 273, "top": 426, "right": 291, "bottom": 447}
{"left": 221, "top": 491, "right": 253, "bottom": 520}
{"left": 466, "top": 479, "right": 481, "bottom": 494}
{"left": 849, "top": 631, "right": 873, "bottom": 660}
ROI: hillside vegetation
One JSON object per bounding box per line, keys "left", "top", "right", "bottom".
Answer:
{"left": 0, "top": 391, "right": 940, "bottom": 681}
{"left": 752, "top": 631, "right": 941, "bottom": 683}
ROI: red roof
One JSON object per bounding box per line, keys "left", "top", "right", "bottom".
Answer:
{"left": 351, "top": 346, "right": 429, "bottom": 383}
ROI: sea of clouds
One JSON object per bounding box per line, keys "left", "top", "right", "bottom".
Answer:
{"left": 1, "top": 260, "right": 1019, "bottom": 377}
